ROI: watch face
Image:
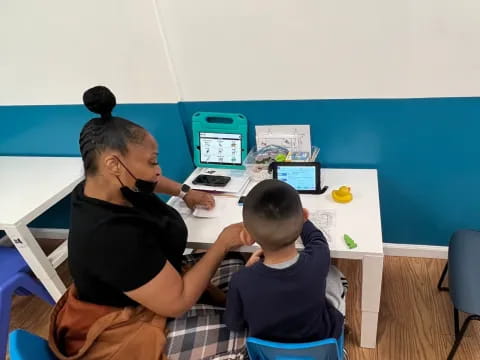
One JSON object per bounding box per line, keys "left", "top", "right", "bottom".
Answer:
{"left": 181, "top": 184, "right": 191, "bottom": 192}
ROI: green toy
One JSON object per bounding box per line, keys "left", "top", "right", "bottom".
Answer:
{"left": 274, "top": 153, "right": 287, "bottom": 162}
{"left": 343, "top": 234, "right": 358, "bottom": 249}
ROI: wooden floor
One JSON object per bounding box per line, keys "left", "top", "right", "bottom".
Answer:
{"left": 8, "top": 256, "right": 480, "bottom": 360}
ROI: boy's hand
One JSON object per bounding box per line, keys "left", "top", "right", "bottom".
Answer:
{"left": 303, "top": 208, "right": 310, "bottom": 222}
{"left": 246, "top": 249, "right": 264, "bottom": 267}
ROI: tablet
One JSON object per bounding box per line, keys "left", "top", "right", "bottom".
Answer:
{"left": 199, "top": 132, "right": 242, "bottom": 165}
{"left": 271, "top": 162, "right": 321, "bottom": 194}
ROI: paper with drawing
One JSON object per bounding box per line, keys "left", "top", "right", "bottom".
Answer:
{"left": 255, "top": 125, "right": 311, "bottom": 153}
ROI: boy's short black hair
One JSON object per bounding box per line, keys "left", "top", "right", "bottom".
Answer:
{"left": 243, "top": 179, "right": 304, "bottom": 251}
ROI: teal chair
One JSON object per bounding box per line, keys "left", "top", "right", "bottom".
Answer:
{"left": 8, "top": 329, "right": 56, "bottom": 360}
{"left": 246, "top": 332, "right": 344, "bottom": 360}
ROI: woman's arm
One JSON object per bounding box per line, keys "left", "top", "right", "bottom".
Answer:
{"left": 155, "top": 175, "right": 215, "bottom": 209}
{"left": 155, "top": 175, "right": 182, "bottom": 196}
{"left": 125, "top": 223, "right": 249, "bottom": 317}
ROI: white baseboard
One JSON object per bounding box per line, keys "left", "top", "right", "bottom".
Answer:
{"left": 383, "top": 243, "right": 448, "bottom": 259}
{"left": 2, "top": 228, "right": 448, "bottom": 259}
{"left": 29, "top": 228, "right": 70, "bottom": 240}
{"left": 0, "top": 228, "right": 69, "bottom": 246}
{"left": 0, "top": 233, "right": 12, "bottom": 246}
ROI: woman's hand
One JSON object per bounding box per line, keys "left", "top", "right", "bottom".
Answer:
{"left": 246, "top": 249, "right": 264, "bottom": 267}
{"left": 184, "top": 190, "right": 215, "bottom": 210}
{"left": 216, "top": 223, "right": 254, "bottom": 252}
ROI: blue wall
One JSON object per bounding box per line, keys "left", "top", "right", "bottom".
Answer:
{"left": 0, "top": 104, "right": 193, "bottom": 228}
{"left": 179, "top": 98, "right": 480, "bottom": 246}
{"left": 3, "top": 98, "right": 479, "bottom": 246}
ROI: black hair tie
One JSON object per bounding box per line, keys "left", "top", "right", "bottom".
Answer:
{"left": 100, "top": 112, "right": 112, "bottom": 120}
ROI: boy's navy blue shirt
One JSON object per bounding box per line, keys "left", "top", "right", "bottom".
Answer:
{"left": 224, "top": 220, "right": 344, "bottom": 342}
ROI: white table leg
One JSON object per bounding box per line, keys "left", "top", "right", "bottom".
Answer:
{"left": 5, "top": 224, "right": 66, "bottom": 302}
{"left": 360, "top": 254, "right": 384, "bottom": 348}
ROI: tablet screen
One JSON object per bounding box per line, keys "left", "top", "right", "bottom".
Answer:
{"left": 199, "top": 132, "right": 242, "bottom": 165}
{"left": 276, "top": 165, "right": 317, "bottom": 191}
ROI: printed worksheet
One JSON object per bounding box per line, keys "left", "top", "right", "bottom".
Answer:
{"left": 308, "top": 209, "right": 336, "bottom": 244}
{"left": 255, "top": 125, "right": 311, "bottom": 152}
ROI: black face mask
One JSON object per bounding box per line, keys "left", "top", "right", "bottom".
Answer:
{"left": 115, "top": 157, "right": 158, "bottom": 194}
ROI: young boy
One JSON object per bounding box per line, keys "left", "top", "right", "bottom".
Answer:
{"left": 224, "top": 179, "right": 346, "bottom": 343}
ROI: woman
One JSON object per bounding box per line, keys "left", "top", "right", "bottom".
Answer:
{"left": 48, "top": 86, "right": 251, "bottom": 360}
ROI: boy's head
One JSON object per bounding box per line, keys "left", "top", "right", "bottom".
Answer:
{"left": 243, "top": 179, "right": 305, "bottom": 251}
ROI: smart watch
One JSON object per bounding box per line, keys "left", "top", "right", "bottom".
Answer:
{"left": 178, "top": 184, "right": 191, "bottom": 199}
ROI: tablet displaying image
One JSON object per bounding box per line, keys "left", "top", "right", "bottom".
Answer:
{"left": 199, "top": 132, "right": 242, "bottom": 165}
{"left": 272, "top": 162, "right": 321, "bottom": 194}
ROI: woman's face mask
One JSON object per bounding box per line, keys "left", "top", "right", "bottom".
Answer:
{"left": 115, "top": 157, "right": 158, "bottom": 194}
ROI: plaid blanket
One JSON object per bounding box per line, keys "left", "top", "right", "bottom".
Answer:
{"left": 165, "top": 254, "right": 348, "bottom": 359}
{"left": 166, "top": 255, "right": 248, "bottom": 360}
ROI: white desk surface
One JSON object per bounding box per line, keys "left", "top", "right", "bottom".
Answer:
{"left": 173, "top": 168, "right": 383, "bottom": 259}
{"left": 0, "top": 156, "right": 84, "bottom": 227}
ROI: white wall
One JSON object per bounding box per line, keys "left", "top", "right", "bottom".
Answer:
{"left": 2, "top": 0, "right": 480, "bottom": 105}
{"left": 0, "top": 0, "right": 179, "bottom": 105}
{"left": 157, "top": 0, "right": 480, "bottom": 101}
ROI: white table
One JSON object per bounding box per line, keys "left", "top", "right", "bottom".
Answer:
{"left": 170, "top": 168, "right": 384, "bottom": 348}
{"left": 0, "top": 156, "right": 84, "bottom": 301}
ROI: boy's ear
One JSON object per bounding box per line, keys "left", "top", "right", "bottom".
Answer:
{"left": 240, "top": 227, "right": 255, "bottom": 246}
{"left": 303, "top": 208, "right": 309, "bottom": 222}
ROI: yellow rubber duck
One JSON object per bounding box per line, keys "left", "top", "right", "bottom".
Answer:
{"left": 332, "top": 186, "right": 353, "bottom": 203}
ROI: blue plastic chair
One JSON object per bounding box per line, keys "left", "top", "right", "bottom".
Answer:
{"left": 443, "top": 230, "right": 480, "bottom": 360}
{"left": 246, "top": 332, "right": 344, "bottom": 360}
{"left": 0, "top": 247, "right": 55, "bottom": 360}
{"left": 9, "top": 329, "right": 56, "bottom": 360}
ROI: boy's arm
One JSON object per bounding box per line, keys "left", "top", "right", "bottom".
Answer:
{"left": 301, "top": 220, "right": 331, "bottom": 273}
{"left": 301, "top": 220, "right": 329, "bottom": 248}
{"left": 223, "top": 276, "right": 247, "bottom": 332}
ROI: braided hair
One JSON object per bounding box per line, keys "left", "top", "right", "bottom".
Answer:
{"left": 79, "top": 86, "right": 146, "bottom": 175}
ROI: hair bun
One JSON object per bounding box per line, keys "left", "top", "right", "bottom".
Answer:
{"left": 83, "top": 86, "right": 116, "bottom": 119}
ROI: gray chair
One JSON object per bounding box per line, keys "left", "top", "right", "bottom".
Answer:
{"left": 437, "top": 262, "right": 449, "bottom": 292}
{"left": 442, "top": 230, "right": 480, "bottom": 360}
